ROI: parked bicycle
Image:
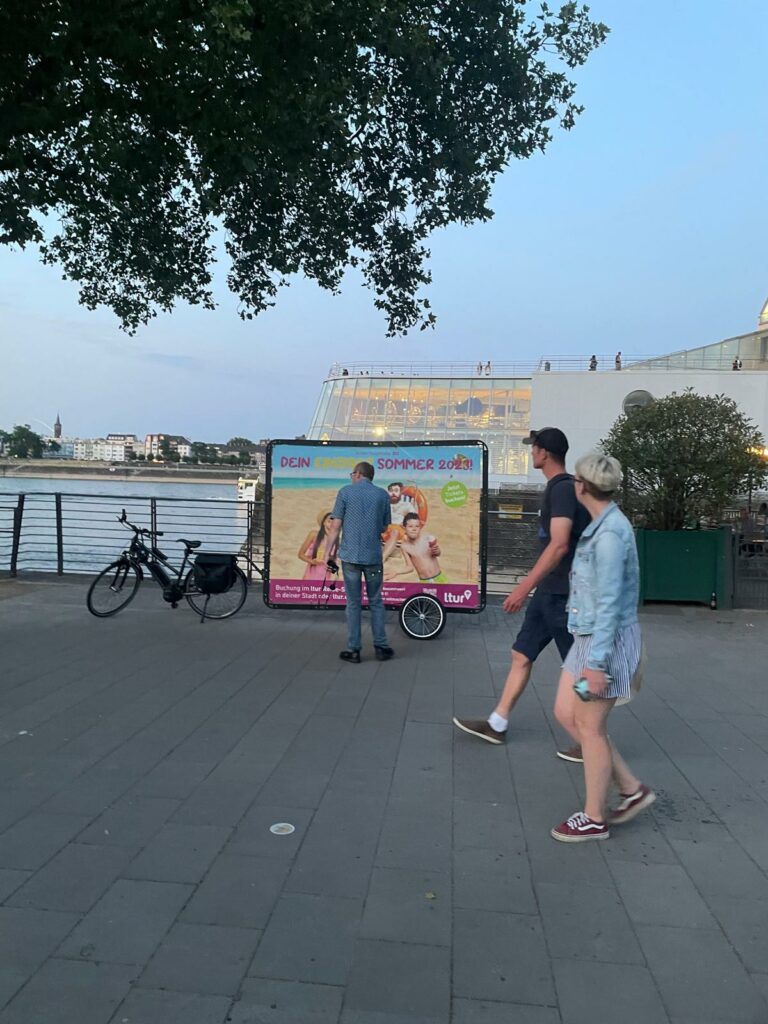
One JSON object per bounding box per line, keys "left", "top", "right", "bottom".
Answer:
{"left": 86, "top": 510, "right": 248, "bottom": 621}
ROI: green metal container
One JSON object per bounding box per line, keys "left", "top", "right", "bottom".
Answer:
{"left": 636, "top": 527, "right": 734, "bottom": 609}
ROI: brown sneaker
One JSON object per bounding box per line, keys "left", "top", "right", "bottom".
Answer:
{"left": 556, "top": 744, "right": 584, "bottom": 763}
{"left": 608, "top": 784, "right": 656, "bottom": 825}
{"left": 452, "top": 717, "right": 506, "bottom": 745}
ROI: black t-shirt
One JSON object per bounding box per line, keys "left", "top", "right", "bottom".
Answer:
{"left": 536, "top": 473, "right": 591, "bottom": 595}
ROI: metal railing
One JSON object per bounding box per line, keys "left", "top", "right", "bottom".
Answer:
{"left": 327, "top": 355, "right": 768, "bottom": 379}
{"left": 0, "top": 492, "right": 536, "bottom": 594}
{"left": 326, "top": 357, "right": 654, "bottom": 379}
{"left": 0, "top": 492, "right": 265, "bottom": 581}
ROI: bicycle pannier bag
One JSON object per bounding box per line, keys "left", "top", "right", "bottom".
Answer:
{"left": 193, "top": 554, "right": 237, "bottom": 595}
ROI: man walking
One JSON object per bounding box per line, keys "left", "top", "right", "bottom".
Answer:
{"left": 325, "top": 462, "right": 395, "bottom": 664}
{"left": 453, "top": 428, "right": 589, "bottom": 759}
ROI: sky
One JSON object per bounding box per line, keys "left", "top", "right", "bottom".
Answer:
{"left": 1, "top": 0, "right": 767, "bottom": 444}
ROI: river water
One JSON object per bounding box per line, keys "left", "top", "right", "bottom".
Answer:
{"left": 0, "top": 475, "right": 251, "bottom": 575}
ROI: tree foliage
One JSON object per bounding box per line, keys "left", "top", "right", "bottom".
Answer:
{"left": 601, "top": 390, "right": 768, "bottom": 530}
{"left": 0, "top": 425, "right": 44, "bottom": 458}
{"left": 0, "top": 0, "right": 607, "bottom": 334}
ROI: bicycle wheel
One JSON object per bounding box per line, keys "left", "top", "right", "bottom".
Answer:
{"left": 399, "top": 595, "right": 446, "bottom": 640}
{"left": 184, "top": 565, "right": 248, "bottom": 620}
{"left": 87, "top": 560, "right": 141, "bottom": 617}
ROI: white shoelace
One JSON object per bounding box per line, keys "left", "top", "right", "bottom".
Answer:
{"left": 566, "top": 811, "right": 601, "bottom": 829}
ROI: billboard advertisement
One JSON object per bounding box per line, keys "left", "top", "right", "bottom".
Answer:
{"left": 264, "top": 440, "right": 487, "bottom": 611}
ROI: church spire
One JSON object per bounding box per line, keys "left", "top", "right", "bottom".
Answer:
{"left": 54, "top": 412, "right": 62, "bottom": 439}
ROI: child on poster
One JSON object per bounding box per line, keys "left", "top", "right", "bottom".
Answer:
{"left": 385, "top": 512, "right": 449, "bottom": 583}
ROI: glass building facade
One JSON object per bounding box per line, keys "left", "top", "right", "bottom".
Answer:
{"left": 307, "top": 376, "right": 532, "bottom": 477}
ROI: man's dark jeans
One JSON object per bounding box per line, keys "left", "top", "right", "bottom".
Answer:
{"left": 342, "top": 562, "right": 388, "bottom": 651}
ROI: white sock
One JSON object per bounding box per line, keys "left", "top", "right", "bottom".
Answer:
{"left": 488, "top": 712, "right": 508, "bottom": 733}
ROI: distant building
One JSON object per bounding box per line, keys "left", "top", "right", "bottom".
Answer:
{"left": 73, "top": 438, "right": 131, "bottom": 461}
{"left": 307, "top": 298, "right": 768, "bottom": 483}
{"left": 144, "top": 434, "right": 192, "bottom": 459}
{"left": 54, "top": 412, "right": 62, "bottom": 439}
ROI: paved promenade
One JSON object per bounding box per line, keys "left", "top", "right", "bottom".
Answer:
{"left": 1, "top": 577, "right": 767, "bottom": 1024}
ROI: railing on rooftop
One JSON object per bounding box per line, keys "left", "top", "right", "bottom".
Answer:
{"left": 327, "top": 356, "right": 651, "bottom": 378}
{"left": 326, "top": 355, "right": 768, "bottom": 378}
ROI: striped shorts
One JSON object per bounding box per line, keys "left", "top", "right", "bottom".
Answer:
{"left": 563, "top": 623, "right": 643, "bottom": 705}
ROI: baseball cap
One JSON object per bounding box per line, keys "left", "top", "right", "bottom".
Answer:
{"left": 522, "top": 427, "right": 569, "bottom": 458}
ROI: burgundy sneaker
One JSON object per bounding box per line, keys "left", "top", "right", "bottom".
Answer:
{"left": 452, "top": 717, "right": 506, "bottom": 745}
{"left": 608, "top": 784, "right": 656, "bottom": 825}
{"left": 556, "top": 744, "right": 584, "bottom": 763}
{"left": 551, "top": 811, "right": 609, "bottom": 843}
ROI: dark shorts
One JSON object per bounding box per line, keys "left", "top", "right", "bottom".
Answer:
{"left": 512, "top": 589, "right": 573, "bottom": 662}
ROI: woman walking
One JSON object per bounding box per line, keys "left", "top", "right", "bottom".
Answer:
{"left": 551, "top": 452, "right": 655, "bottom": 843}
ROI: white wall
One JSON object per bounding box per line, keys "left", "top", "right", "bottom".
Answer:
{"left": 527, "top": 370, "right": 768, "bottom": 482}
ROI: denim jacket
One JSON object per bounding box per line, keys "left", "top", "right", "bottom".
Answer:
{"left": 567, "top": 503, "right": 640, "bottom": 670}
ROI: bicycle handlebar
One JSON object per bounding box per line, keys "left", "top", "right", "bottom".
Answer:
{"left": 117, "top": 510, "right": 163, "bottom": 537}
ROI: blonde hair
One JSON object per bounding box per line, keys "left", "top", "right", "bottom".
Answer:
{"left": 575, "top": 452, "right": 623, "bottom": 498}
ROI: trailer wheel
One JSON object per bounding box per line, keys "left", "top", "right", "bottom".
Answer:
{"left": 399, "top": 595, "right": 446, "bottom": 640}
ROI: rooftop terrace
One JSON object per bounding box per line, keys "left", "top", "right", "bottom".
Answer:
{"left": 1, "top": 577, "right": 767, "bottom": 1022}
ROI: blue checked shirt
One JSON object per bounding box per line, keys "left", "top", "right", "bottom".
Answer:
{"left": 331, "top": 479, "right": 391, "bottom": 565}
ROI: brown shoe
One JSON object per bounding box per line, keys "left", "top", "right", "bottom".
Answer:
{"left": 452, "top": 717, "right": 506, "bottom": 745}
{"left": 556, "top": 744, "right": 584, "bottom": 763}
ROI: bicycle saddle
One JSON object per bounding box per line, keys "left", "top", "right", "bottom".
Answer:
{"left": 177, "top": 539, "right": 202, "bottom": 549}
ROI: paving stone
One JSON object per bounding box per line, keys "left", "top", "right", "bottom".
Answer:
{"left": 0, "top": 958, "right": 136, "bottom": 1024}
{"left": 0, "top": 869, "right": 30, "bottom": 902}
{"left": 608, "top": 860, "right": 716, "bottom": 928}
{"left": 637, "top": 924, "right": 768, "bottom": 1021}
{"left": 453, "top": 798, "right": 523, "bottom": 851}
{"left": 129, "top": 759, "right": 214, "bottom": 800}
{"left": 750, "top": 972, "right": 768, "bottom": 1003}
{"left": 77, "top": 797, "right": 180, "bottom": 848}
{"left": 57, "top": 879, "right": 193, "bottom": 965}
{"left": 0, "top": 812, "right": 91, "bottom": 870}
{"left": 0, "top": 969, "right": 27, "bottom": 1013}
{"left": 0, "top": 906, "right": 79, "bottom": 972}
{"left": 453, "top": 909, "right": 554, "bottom": 1006}
{"left": 181, "top": 854, "right": 289, "bottom": 929}
{"left": 524, "top": 834, "right": 608, "bottom": 886}
{"left": 230, "top": 978, "right": 344, "bottom": 1024}
{"left": 359, "top": 867, "right": 451, "bottom": 946}
{"left": 553, "top": 959, "right": 669, "bottom": 1024}
{"left": 170, "top": 778, "right": 260, "bottom": 826}
{"left": 285, "top": 819, "right": 380, "bottom": 898}
{"left": 452, "top": 1001, "right": 560, "bottom": 1024}
{"left": 535, "top": 881, "right": 644, "bottom": 964}
{"left": 707, "top": 896, "right": 768, "bottom": 974}
{"left": 453, "top": 846, "right": 536, "bottom": 915}
{"left": 341, "top": 1010, "right": 442, "bottom": 1024}
{"left": 140, "top": 922, "right": 261, "bottom": 995}
{"left": 375, "top": 801, "right": 452, "bottom": 873}
{"left": 670, "top": 837, "right": 768, "bottom": 900}
{"left": 107, "top": 988, "right": 231, "bottom": 1024}
{"left": 123, "top": 823, "right": 231, "bottom": 883}
{"left": 344, "top": 939, "right": 450, "bottom": 1020}
{"left": 5, "top": 842, "right": 134, "bottom": 913}
{"left": 249, "top": 893, "right": 362, "bottom": 985}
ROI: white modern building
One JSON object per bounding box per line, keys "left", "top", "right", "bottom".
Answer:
{"left": 307, "top": 299, "right": 768, "bottom": 484}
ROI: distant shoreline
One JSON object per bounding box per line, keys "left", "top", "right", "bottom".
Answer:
{"left": 0, "top": 460, "right": 242, "bottom": 484}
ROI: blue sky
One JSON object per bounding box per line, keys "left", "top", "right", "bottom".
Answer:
{"left": 1, "top": 0, "right": 766, "bottom": 443}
